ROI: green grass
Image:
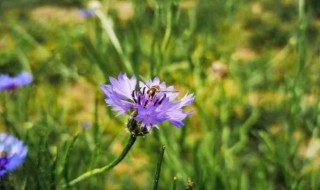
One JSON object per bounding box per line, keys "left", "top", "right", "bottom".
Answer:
{"left": 1, "top": 0, "right": 320, "bottom": 189}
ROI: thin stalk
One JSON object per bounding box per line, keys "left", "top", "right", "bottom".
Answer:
{"left": 161, "top": 2, "right": 173, "bottom": 52}
{"left": 62, "top": 135, "right": 137, "bottom": 188}
{"left": 2, "top": 92, "right": 19, "bottom": 137}
{"left": 94, "top": 8, "right": 134, "bottom": 74}
{"left": 152, "top": 145, "right": 166, "bottom": 190}
{"left": 172, "top": 177, "right": 177, "bottom": 190}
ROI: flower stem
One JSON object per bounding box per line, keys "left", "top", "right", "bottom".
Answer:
{"left": 63, "top": 134, "right": 137, "bottom": 188}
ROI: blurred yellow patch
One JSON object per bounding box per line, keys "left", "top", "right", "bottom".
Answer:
{"left": 299, "top": 137, "right": 320, "bottom": 174}
{"left": 108, "top": 144, "right": 149, "bottom": 188}
{"left": 232, "top": 46, "right": 257, "bottom": 61}
{"left": 224, "top": 79, "right": 239, "bottom": 97}
{"left": 110, "top": 1, "right": 135, "bottom": 22}
{"left": 57, "top": 79, "right": 97, "bottom": 129}
{"left": 251, "top": 3, "right": 262, "bottom": 15}
{"left": 30, "top": 6, "right": 86, "bottom": 26}
{"left": 248, "top": 91, "right": 285, "bottom": 107}
{"left": 0, "top": 35, "right": 15, "bottom": 51}
{"left": 314, "top": 18, "right": 320, "bottom": 28}
{"left": 211, "top": 61, "right": 229, "bottom": 80}
{"left": 300, "top": 138, "right": 320, "bottom": 160}
{"left": 179, "top": 1, "right": 196, "bottom": 9}
{"left": 269, "top": 123, "right": 284, "bottom": 135}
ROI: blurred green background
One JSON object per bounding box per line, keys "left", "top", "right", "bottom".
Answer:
{"left": 1, "top": 0, "right": 320, "bottom": 189}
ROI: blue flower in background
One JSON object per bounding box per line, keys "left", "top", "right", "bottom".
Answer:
{"left": 100, "top": 73, "right": 195, "bottom": 131}
{"left": 79, "top": 9, "right": 95, "bottom": 17}
{"left": 0, "top": 71, "right": 33, "bottom": 91}
{"left": 0, "top": 133, "right": 27, "bottom": 177}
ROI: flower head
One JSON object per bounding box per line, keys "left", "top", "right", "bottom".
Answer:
{"left": 100, "top": 73, "right": 195, "bottom": 134}
{"left": 0, "top": 71, "right": 33, "bottom": 91}
{"left": 0, "top": 133, "right": 28, "bottom": 177}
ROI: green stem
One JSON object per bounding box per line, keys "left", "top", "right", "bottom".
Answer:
{"left": 152, "top": 145, "right": 166, "bottom": 190}
{"left": 161, "top": 3, "right": 173, "bottom": 52}
{"left": 63, "top": 135, "right": 137, "bottom": 188}
{"left": 2, "top": 92, "right": 19, "bottom": 137}
{"left": 171, "top": 177, "right": 177, "bottom": 190}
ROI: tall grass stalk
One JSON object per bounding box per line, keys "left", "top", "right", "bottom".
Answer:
{"left": 152, "top": 145, "right": 166, "bottom": 190}
{"left": 92, "top": 3, "right": 134, "bottom": 74}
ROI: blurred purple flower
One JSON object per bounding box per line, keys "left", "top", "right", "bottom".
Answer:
{"left": 0, "top": 71, "right": 33, "bottom": 91}
{"left": 0, "top": 133, "right": 27, "bottom": 177}
{"left": 100, "top": 73, "right": 195, "bottom": 131}
{"left": 79, "top": 9, "right": 95, "bottom": 17}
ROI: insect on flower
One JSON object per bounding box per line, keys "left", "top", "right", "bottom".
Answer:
{"left": 132, "top": 86, "right": 176, "bottom": 109}
{"left": 100, "top": 73, "right": 195, "bottom": 134}
{"left": 139, "top": 77, "right": 179, "bottom": 99}
{"left": 138, "top": 77, "right": 179, "bottom": 100}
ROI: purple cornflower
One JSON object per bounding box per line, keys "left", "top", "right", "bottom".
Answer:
{"left": 100, "top": 73, "right": 194, "bottom": 132}
{"left": 0, "top": 71, "right": 33, "bottom": 91}
{"left": 79, "top": 9, "right": 95, "bottom": 17}
{"left": 0, "top": 133, "right": 27, "bottom": 177}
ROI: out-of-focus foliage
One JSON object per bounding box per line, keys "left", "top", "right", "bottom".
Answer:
{"left": 1, "top": 0, "right": 320, "bottom": 189}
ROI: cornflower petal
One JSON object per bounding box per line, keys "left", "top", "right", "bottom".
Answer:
{"left": 109, "top": 73, "right": 137, "bottom": 100}
{"left": 164, "top": 85, "right": 179, "bottom": 100}
{"left": 100, "top": 73, "right": 136, "bottom": 115}
{"left": 179, "top": 93, "right": 195, "bottom": 107}
{"left": 139, "top": 76, "right": 163, "bottom": 89}
{"left": 135, "top": 104, "right": 168, "bottom": 129}
{"left": 16, "top": 71, "right": 33, "bottom": 86}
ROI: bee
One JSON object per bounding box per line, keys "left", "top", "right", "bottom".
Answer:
{"left": 131, "top": 76, "right": 179, "bottom": 108}
{"left": 146, "top": 85, "right": 161, "bottom": 99}
{"left": 0, "top": 151, "right": 7, "bottom": 157}
{"left": 139, "top": 78, "right": 178, "bottom": 100}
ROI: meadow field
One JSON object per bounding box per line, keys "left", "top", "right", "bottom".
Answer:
{"left": 1, "top": 0, "right": 320, "bottom": 189}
